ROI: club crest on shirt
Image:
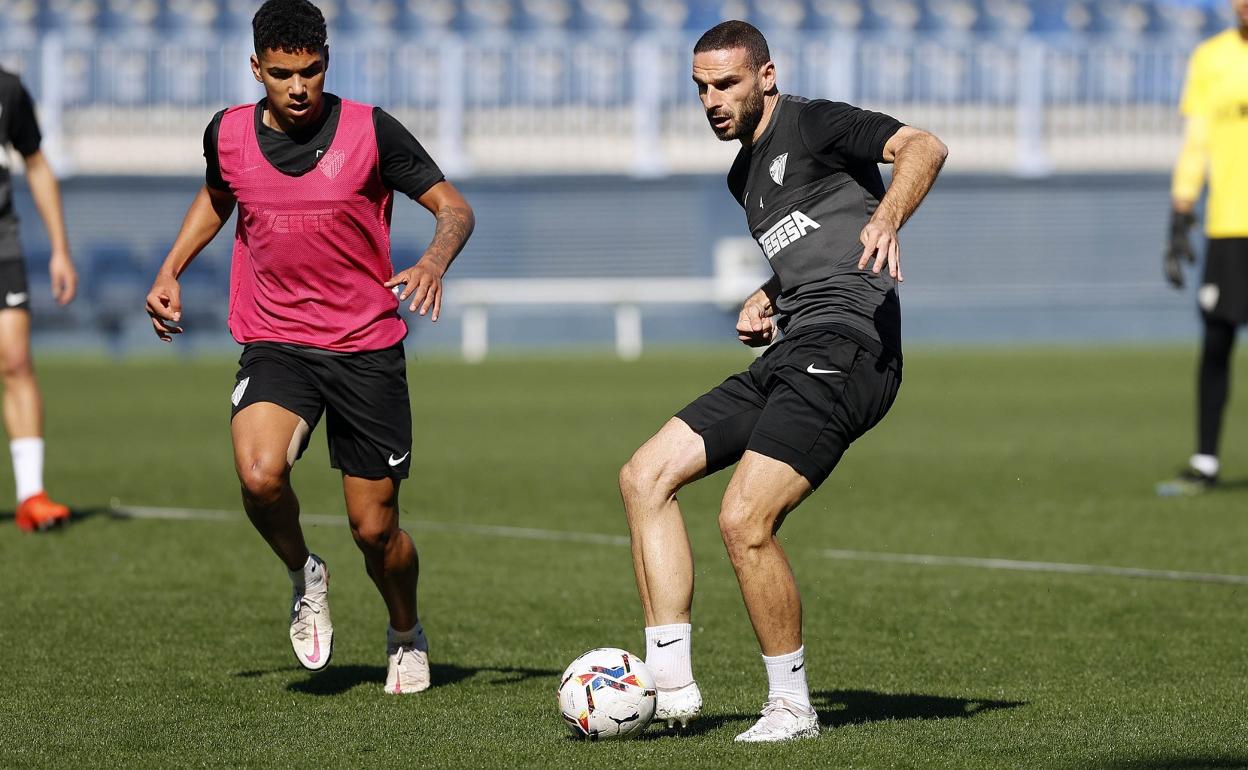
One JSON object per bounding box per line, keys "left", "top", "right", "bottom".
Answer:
{"left": 769, "top": 153, "right": 788, "bottom": 186}
{"left": 319, "top": 148, "right": 346, "bottom": 180}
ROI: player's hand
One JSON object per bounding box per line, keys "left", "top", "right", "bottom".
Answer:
{"left": 385, "top": 259, "right": 444, "bottom": 321}
{"left": 49, "top": 250, "right": 77, "bottom": 305}
{"left": 858, "top": 220, "right": 903, "bottom": 282}
{"left": 145, "top": 272, "right": 183, "bottom": 342}
{"left": 1164, "top": 210, "right": 1197, "bottom": 289}
{"left": 736, "top": 300, "right": 775, "bottom": 347}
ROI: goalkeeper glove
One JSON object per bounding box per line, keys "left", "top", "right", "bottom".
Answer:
{"left": 1164, "top": 210, "right": 1197, "bottom": 289}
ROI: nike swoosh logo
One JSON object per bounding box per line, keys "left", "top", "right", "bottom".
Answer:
{"left": 806, "top": 365, "right": 842, "bottom": 375}
{"left": 388, "top": 452, "right": 410, "bottom": 467}
{"left": 655, "top": 638, "right": 682, "bottom": 648}
{"left": 791, "top": 662, "right": 804, "bottom": 672}
{"left": 306, "top": 619, "right": 321, "bottom": 663}
{"left": 5, "top": 292, "right": 27, "bottom": 306}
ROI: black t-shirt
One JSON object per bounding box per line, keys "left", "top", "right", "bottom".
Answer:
{"left": 727, "top": 95, "right": 904, "bottom": 354}
{"left": 0, "top": 68, "right": 42, "bottom": 260}
{"left": 203, "top": 93, "right": 444, "bottom": 201}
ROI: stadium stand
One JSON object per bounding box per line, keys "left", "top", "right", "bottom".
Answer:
{"left": 0, "top": 0, "right": 1230, "bottom": 354}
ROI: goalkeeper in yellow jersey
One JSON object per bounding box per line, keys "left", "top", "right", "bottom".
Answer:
{"left": 1159, "top": 0, "right": 1248, "bottom": 495}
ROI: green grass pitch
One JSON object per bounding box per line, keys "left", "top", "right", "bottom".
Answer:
{"left": 2, "top": 347, "right": 1247, "bottom": 768}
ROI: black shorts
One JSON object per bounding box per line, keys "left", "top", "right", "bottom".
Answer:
{"left": 0, "top": 260, "right": 30, "bottom": 310}
{"left": 1199, "top": 238, "right": 1248, "bottom": 325}
{"left": 676, "top": 327, "right": 901, "bottom": 488}
{"left": 230, "top": 342, "right": 413, "bottom": 479}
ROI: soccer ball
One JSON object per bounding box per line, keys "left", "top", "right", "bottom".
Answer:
{"left": 557, "top": 647, "right": 657, "bottom": 740}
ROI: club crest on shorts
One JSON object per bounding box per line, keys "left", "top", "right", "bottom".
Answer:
{"left": 1199, "top": 284, "right": 1220, "bottom": 313}
{"left": 319, "top": 148, "right": 346, "bottom": 180}
{"left": 231, "top": 377, "right": 250, "bottom": 407}
{"left": 769, "top": 153, "right": 788, "bottom": 186}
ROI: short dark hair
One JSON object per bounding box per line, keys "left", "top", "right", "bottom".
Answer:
{"left": 253, "top": 0, "right": 327, "bottom": 55}
{"left": 693, "top": 20, "right": 771, "bottom": 69}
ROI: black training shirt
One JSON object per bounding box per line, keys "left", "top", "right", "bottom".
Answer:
{"left": 203, "top": 93, "right": 445, "bottom": 201}
{"left": 727, "top": 94, "right": 903, "bottom": 355}
{"left": 0, "top": 68, "right": 41, "bottom": 261}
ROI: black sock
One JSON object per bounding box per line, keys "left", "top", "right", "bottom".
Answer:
{"left": 1198, "top": 317, "right": 1236, "bottom": 458}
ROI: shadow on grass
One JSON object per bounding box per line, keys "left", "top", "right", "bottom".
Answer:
{"left": 235, "top": 662, "right": 560, "bottom": 696}
{"left": 1210, "top": 477, "right": 1248, "bottom": 492}
{"left": 812, "top": 689, "right": 1026, "bottom": 728}
{"left": 640, "top": 688, "right": 1026, "bottom": 739}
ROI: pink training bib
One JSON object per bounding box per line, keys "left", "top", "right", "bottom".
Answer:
{"left": 217, "top": 98, "right": 406, "bottom": 352}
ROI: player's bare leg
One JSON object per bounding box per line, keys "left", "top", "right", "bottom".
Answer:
{"left": 0, "top": 310, "right": 68, "bottom": 531}
{"left": 232, "top": 402, "right": 332, "bottom": 671}
{"left": 620, "top": 418, "right": 705, "bottom": 625}
{"left": 343, "top": 474, "right": 418, "bottom": 630}
{"left": 618, "top": 417, "right": 707, "bottom": 727}
{"left": 232, "top": 402, "right": 309, "bottom": 569}
{"left": 343, "top": 474, "right": 428, "bottom": 694}
{"left": 719, "top": 450, "right": 820, "bottom": 742}
{"left": 0, "top": 310, "right": 40, "bottom": 440}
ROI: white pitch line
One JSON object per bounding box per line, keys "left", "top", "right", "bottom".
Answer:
{"left": 110, "top": 504, "right": 631, "bottom": 547}
{"left": 109, "top": 504, "right": 1248, "bottom": 587}
{"left": 822, "top": 549, "right": 1248, "bottom": 586}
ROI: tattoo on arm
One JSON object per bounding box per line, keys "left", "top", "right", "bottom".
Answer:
{"left": 421, "top": 205, "right": 475, "bottom": 274}
{"left": 874, "top": 134, "right": 948, "bottom": 230}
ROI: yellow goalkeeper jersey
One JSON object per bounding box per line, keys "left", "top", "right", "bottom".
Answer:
{"left": 1180, "top": 29, "right": 1248, "bottom": 237}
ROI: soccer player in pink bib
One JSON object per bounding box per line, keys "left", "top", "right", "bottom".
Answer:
{"left": 144, "top": 0, "right": 474, "bottom": 694}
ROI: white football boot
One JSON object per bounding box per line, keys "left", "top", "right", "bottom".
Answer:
{"left": 384, "top": 626, "right": 431, "bottom": 695}
{"left": 288, "top": 555, "right": 333, "bottom": 671}
{"left": 734, "top": 697, "right": 821, "bottom": 743}
{"left": 655, "top": 681, "right": 702, "bottom": 729}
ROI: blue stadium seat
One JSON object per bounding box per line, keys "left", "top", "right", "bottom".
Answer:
{"left": 861, "top": 0, "right": 923, "bottom": 34}
{"left": 921, "top": 0, "right": 981, "bottom": 36}
{"left": 749, "top": 0, "right": 809, "bottom": 33}
{"left": 217, "top": 0, "right": 254, "bottom": 36}
{"left": 150, "top": 47, "right": 226, "bottom": 106}
{"left": 633, "top": 0, "right": 690, "bottom": 32}
{"left": 37, "top": 0, "right": 100, "bottom": 43}
{"left": 396, "top": 0, "right": 459, "bottom": 35}
{"left": 86, "top": 243, "right": 147, "bottom": 334}
{"left": 1154, "top": 0, "right": 1219, "bottom": 39}
{"left": 0, "top": 0, "right": 40, "bottom": 42}
{"left": 460, "top": 0, "right": 516, "bottom": 31}
{"left": 330, "top": 0, "right": 402, "bottom": 43}
{"left": 92, "top": 48, "right": 153, "bottom": 106}
{"left": 809, "top": 0, "right": 866, "bottom": 31}
{"left": 157, "top": 0, "right": 219, "bottom": 39}
{"left": 572, "top": 0, "right": 632, "bottom": 31}
{"left": 516, "top": 0, "right": 574, "bottom": 32}
{"left": 1028, "top": 0, "right": 1090, "bottom": 35}
{"left": 96, "top": 0, "right": 160, "bottom": 40}
{"left": 1088, "top": 0, "right": 1156, "bottom": 38}
{"left": 978, "top": 0, "right": 1031, "bottom": 36}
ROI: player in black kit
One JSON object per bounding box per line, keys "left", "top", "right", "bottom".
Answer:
{"left": 619, "top": 21, "right": 947, "bottom": 742}
{"left": 0, "top": 68, "right": 78, "bottom": 532}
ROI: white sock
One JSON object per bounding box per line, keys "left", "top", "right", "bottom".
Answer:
{"left": 763, "top": 645, "right": 812, "bottom": 713}
{"left": 389, "top": 621, "right": 427, "bottom": 651}
{"left": 644, "top": 623, "right": 693, "bottom": 690}
{"left": 11, "top": 437, "right": 44, "bottom": 504}
{"left": 1190, "top": 454, "right": 1219, "bottom": 477}
{"left": 288, "top": 554, "right": 325, "bottom": 594}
